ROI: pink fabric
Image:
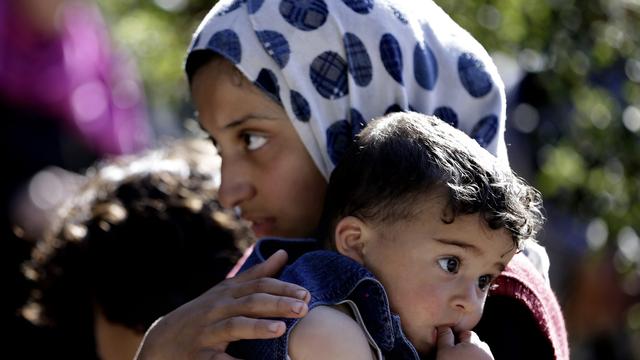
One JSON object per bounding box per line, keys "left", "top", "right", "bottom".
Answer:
{"left": 491, "top": 252, "right": 570, "bottom": 360}
{"left": 0, "top": 0, "right": 150, "bottom": 155}
{"left": 226, "top": 245, "right": 255, "bottom": 279}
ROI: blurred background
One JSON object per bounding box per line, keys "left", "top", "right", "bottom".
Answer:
{"left": 3, "top": 0, "right": 639, "bottom": 359}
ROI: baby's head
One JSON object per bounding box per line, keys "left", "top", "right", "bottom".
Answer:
{"left": 321, "top": 112, "right": 544, "bottom": 354}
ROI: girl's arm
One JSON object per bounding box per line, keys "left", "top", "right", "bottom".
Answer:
{"left": 289, "top": 305, "right": 376, "bottom": 360}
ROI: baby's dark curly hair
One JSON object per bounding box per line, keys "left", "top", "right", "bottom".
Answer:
{"left": 21, "top": 138, "right": 254, "bottom": 355}
{"left": 321, "top": 112, "right": 544, "bottom": 250}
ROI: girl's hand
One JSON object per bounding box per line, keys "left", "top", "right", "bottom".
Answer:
{"left": 435, "top": 327, "right": 494, "bottom": 360}
{"left": 135, "top": 250, "right": 310, "bottom": 360}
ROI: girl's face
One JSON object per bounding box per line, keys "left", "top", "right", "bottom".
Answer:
{"left": 191, "top": 57, "right": 327, "bottom": 238}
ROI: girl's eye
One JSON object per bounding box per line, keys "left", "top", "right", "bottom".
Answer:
{"left": 242, "top": 133, "right": 268, "bottom": 151}
{"left": 437, "top": 257, "right": 460, "bottom": 274}
{"left": 478, "top": 275, "right": 493, "bottom": 291}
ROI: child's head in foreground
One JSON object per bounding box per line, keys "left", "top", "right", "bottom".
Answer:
{"left": 321, "top": 112, "right": 544, "bottom": 354}
{"left": 21, "top": 138, "right": 253, "bottom": 359}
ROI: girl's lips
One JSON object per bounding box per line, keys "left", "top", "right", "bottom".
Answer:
{"left": 249, "top": 218, "right": 275, "bottom": 237}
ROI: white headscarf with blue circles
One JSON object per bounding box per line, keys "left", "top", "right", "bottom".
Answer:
{"left": 187, "top": 0, "right": 508, "bottom": 180}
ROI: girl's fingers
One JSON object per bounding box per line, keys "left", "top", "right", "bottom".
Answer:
{"left": 230, "top": 277, "right": 309, "bottom": 302}
{"left": 203, "top": 316, "right": 287, "bottom": 344}
{"left": 134, "top": 250, "right": 310, "bottom": 360}
{"left": 216, "top": 292, "right": 309, "bottom": 319}
{"left": 229, "top": 249, "right": 310, "bottom": 302}
{"left": 233, "top": 249, "right": 289, "bottom": 281}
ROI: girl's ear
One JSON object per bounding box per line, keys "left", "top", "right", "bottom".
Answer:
{"left": 334, "top": 216, "right": 368, "bottom": 264}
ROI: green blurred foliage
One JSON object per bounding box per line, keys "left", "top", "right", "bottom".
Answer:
{"left": 97, "top": 0, "right": 640, "bottom": 263}
{"left": 439, "top": 0, "right": 640, "bottom": 262}
{"left": 96, "top": 0, "right": 212, "bottom": 108}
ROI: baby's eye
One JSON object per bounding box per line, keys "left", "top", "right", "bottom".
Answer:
{"left": 242, "top": 133, "right": 268, "bottom": 151}
{"left": 437, "top": 257, "right": 460, "bottom": 274}
{"left": 478, "top": 275, "right": 493, "bottom": 291}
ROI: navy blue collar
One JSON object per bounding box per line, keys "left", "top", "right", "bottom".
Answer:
{"left": 246, "top": 237, "right": 421, "bottom": 359}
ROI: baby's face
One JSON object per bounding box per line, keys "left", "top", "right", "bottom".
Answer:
{"left": 359, "top": 194, "right": 516, "bottom": 355}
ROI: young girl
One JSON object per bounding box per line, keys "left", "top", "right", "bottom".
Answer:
{"left": 228, "top": 112, "right": 545, "bottom": 359}
{"left": 136, "top": 1, "right": 568, "bottom": 359}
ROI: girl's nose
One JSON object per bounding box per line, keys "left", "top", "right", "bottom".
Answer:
{"left": 218, "top": 161, "right": 256, "bottom": 209}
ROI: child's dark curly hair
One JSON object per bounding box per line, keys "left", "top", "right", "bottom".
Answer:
{"left": 321, "top": 112, "right": 544, "bottom": 251}
{"left": 21, "top": 138, "right": 254, "bottom": 355}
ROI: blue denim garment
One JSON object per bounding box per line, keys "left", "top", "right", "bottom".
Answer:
{"left": 227, "top": 237, "right": 420, "bottom": 360}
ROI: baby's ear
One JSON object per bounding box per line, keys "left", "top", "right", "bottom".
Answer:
{"left": 334, "top": 216, "right": 368, "bottom": 264}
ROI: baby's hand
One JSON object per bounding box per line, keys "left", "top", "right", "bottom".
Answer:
{"left": 435, "top": 326, "right": 494, "bottom": 360}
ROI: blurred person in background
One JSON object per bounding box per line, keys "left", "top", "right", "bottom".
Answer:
{"left": 563, "top": 252, "right": 637, "bottom": 360}
{"left": 0, "top": 0, "right": 151, "bottom": 353}
{"left": 20, "top": 138, "right": 254, "bottom": 359}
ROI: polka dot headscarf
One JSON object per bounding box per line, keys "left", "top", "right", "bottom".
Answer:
{"left": 186, "top": 0, "right": 507, "bottom": 180}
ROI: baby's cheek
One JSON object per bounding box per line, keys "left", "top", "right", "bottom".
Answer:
{"left": 465, "top": 300, "right": 486, "bottom": 330}
{"left": 409, "top": 293, "right": 442, "bottom": 325}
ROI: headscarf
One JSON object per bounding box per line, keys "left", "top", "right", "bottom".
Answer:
{"left": 186, "top": 0, "right": 507, "bottom": 180}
